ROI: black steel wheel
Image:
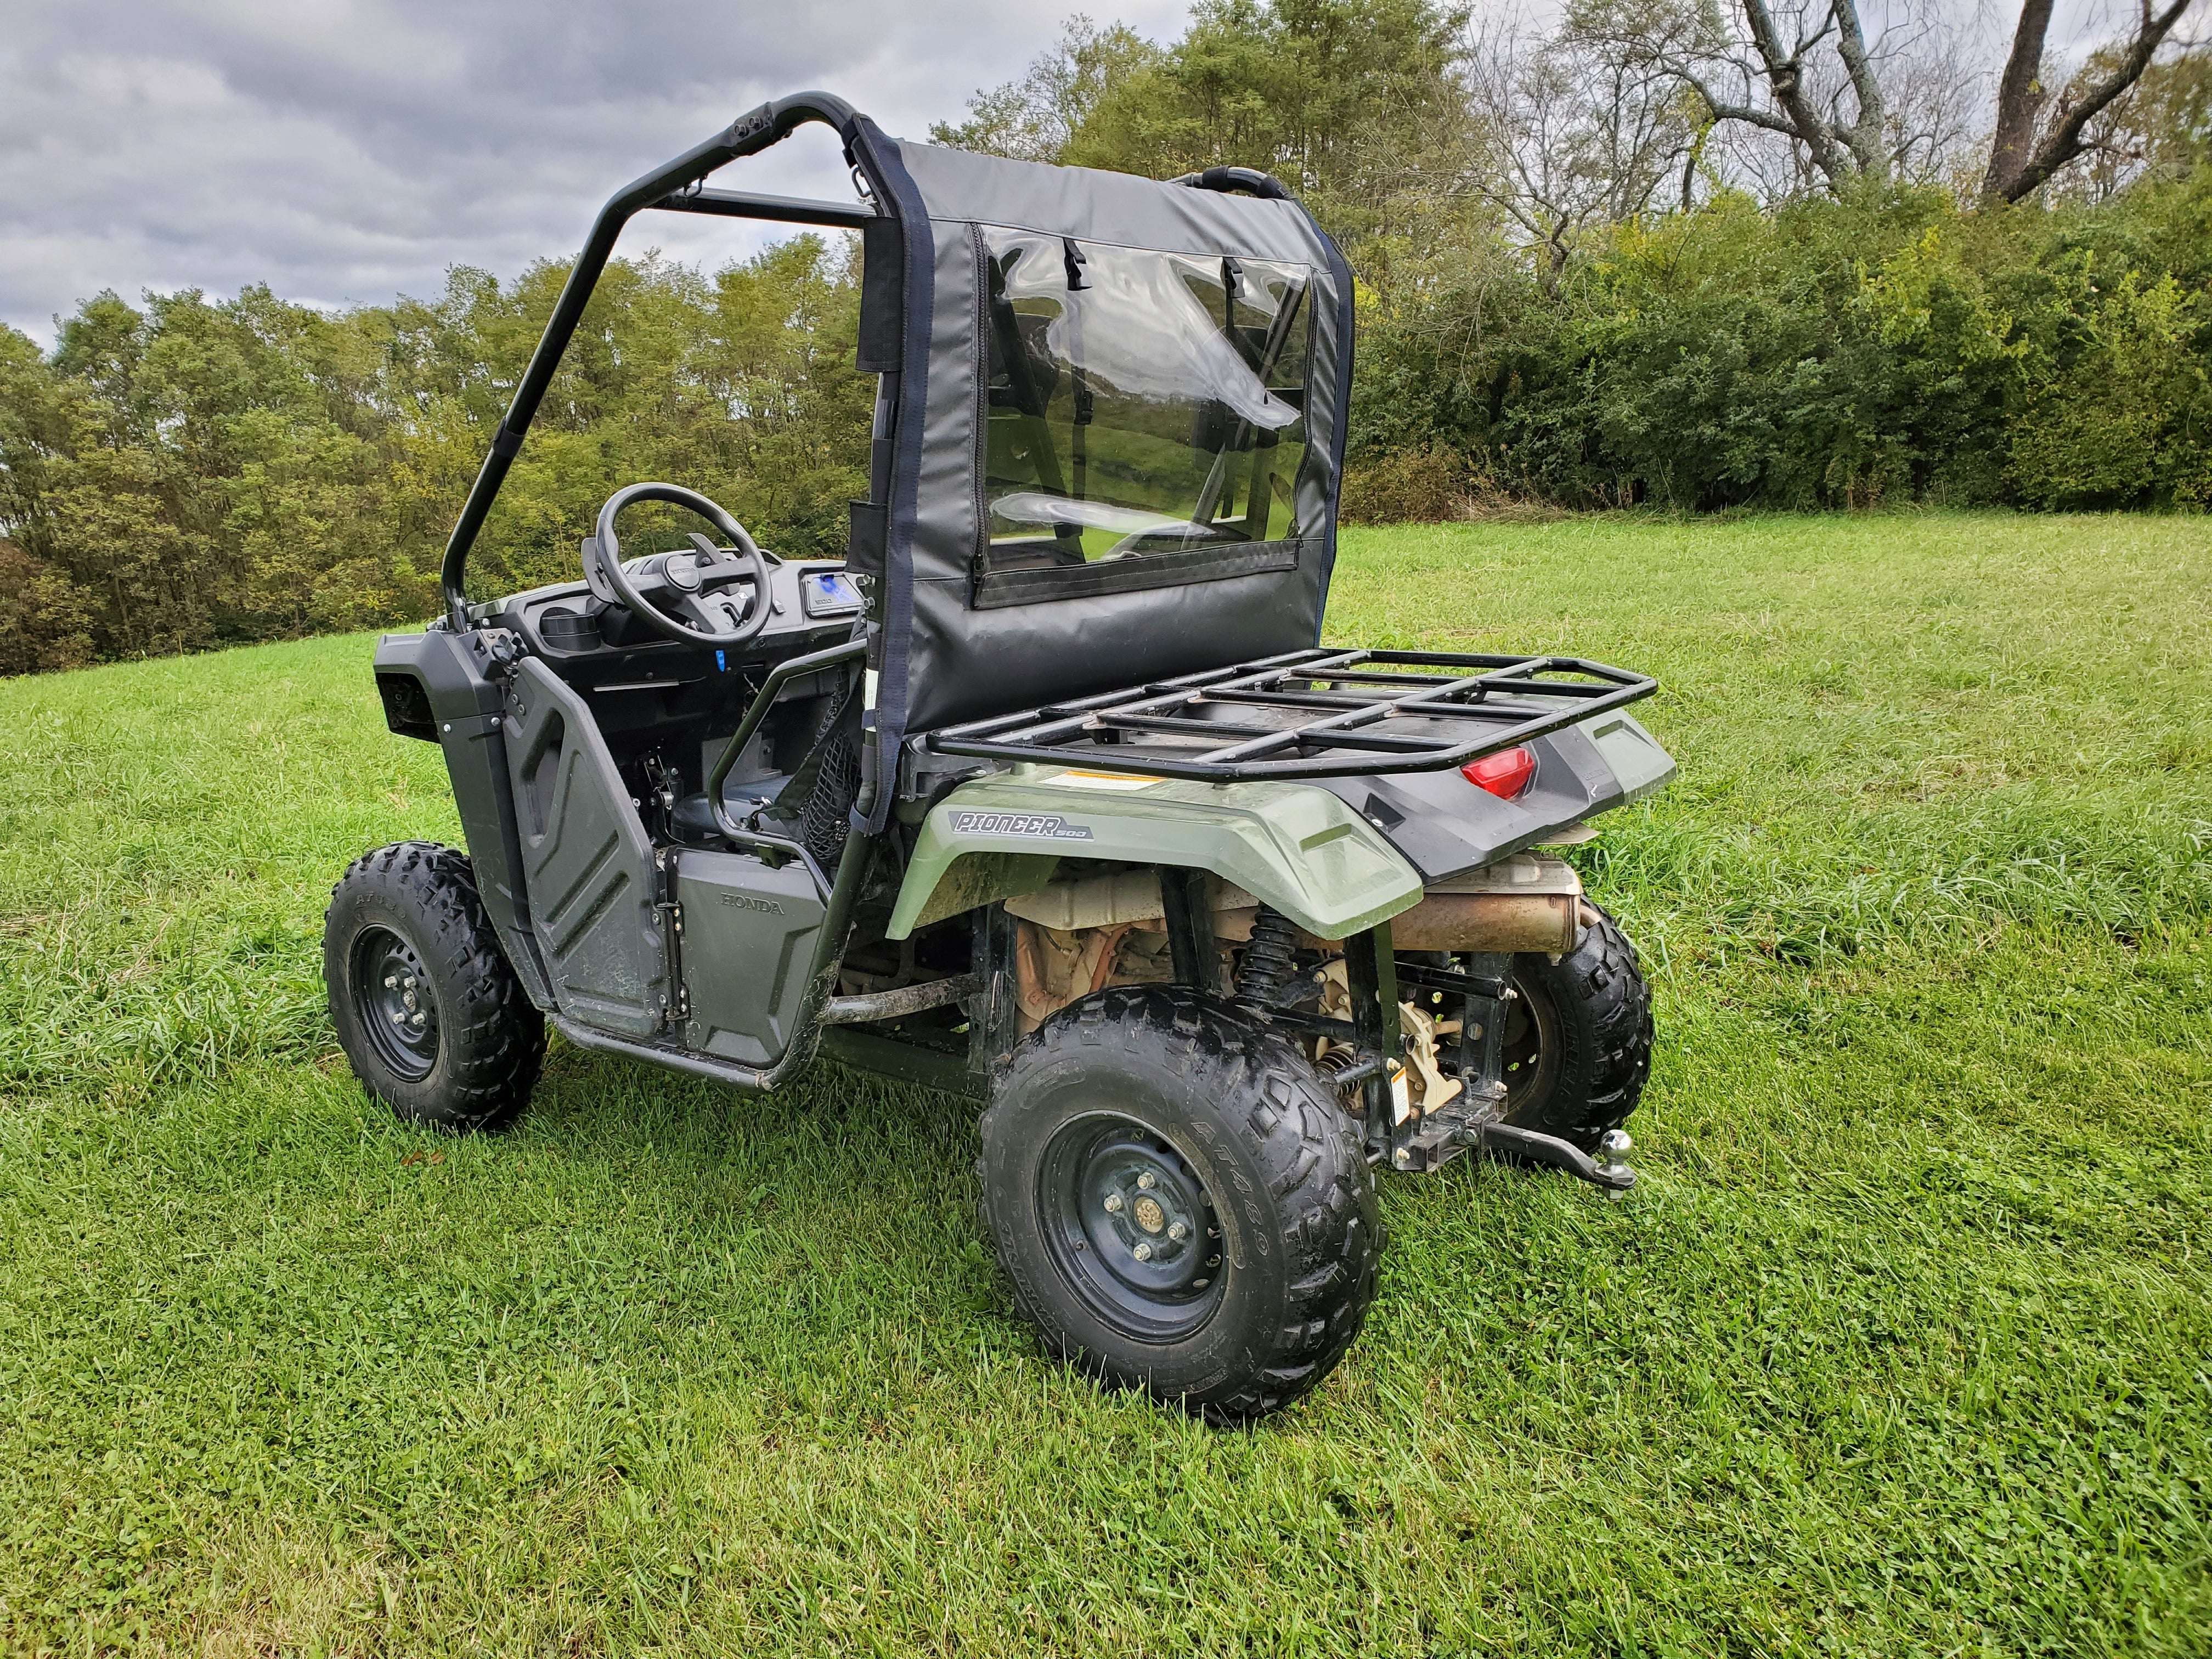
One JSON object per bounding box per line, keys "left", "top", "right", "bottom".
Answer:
{"left": 979, "top": 985, "right": 1381, "bottom": 1424}
{"left": 1497, "top": 902, "right": 1653, "bottom": 1151}
{"left": 1037, "top": 1116, "right": 1226, "bottom": 1344}
{"left": 350, "top": 925, "right": 442, "bottom": 1082}
{"left": 324, "top": 842, "right": 544, "bottom": 1132}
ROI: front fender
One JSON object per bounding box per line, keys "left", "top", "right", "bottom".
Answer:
{"left": 887, "top": 769, "right": 1423, "bottom": 940}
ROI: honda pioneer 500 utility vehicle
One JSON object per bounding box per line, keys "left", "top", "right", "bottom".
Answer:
{"left": 326, "top": 93, "right": 1677, "bottom": 1423}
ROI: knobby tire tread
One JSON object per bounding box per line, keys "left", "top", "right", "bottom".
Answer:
{"left": 1509, "top": 902, "right": 1653, "bottom": 1148}
{"left": 326, "top": 841, "right": 544, "bottom": 1131}
{"left": 983, "top": 985, "right": 1380, "bottom": 1425}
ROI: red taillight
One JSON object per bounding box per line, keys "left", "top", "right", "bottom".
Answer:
{"left": 1462, "top": 746, "right": 1537, "bottom": 799}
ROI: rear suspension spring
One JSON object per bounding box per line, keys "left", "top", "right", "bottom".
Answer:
{"left": 1235, "top": 905, "right": 1300, "bottom": 1009}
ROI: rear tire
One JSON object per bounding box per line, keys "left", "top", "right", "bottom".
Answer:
{"left": 979, "top": 986, "right": 1381, "bottom": 1424}
{"left": 324, "top": 842, "right": 545, "bottom": 1132}
{"left": 1499, "top": 902, "right": 1653, "bottom": 1150}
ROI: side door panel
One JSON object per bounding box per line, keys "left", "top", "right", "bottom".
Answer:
{"left": 503, "top": 658, "right": 669, "bottom": 1037}
{"left": 673, "top": 850, "right": 828, "bottom": 1066}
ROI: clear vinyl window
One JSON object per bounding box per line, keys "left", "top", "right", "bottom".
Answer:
{"left": 978, "top": 229, "right": 1313, "bottom": 577}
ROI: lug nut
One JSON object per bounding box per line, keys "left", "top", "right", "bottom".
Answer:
{"left": 1103, "top": 1193, "right": 1124, "bottom": 1214}
{"left": 1136, "top": 1171, "right": 1156, "bottom": 1190}
{"left": 383, "top": 975, "right": 397, "bottom": 989}
{"left": 1132, "top": 1242, "right": 1153, "bottom": 1261}
{"left": 1167, "top": 1221, "right": 1188, "bottom": 1241}
{"left": 1192, "top": 1278, "right": 1209, "bottom": 1289}
{"left": 411, "top": 1011, "right": 427, "bottom": 1027}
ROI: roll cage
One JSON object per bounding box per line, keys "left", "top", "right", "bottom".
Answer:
{"left": 411, "top": 94, "right": 1661, "bottom": 1134}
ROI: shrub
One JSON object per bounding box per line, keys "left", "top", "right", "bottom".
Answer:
{"left": 1348, "top": 176, "right": 2212, "bottom": 513}
{"left": 1341, "top": 450, "right": 1472, "bottom": 522}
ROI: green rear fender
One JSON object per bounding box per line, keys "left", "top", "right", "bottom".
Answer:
{"left": 886, "top": 769, "right": 1424, "bottom": 941}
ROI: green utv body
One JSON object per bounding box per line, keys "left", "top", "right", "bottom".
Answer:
{"left": 331, "top": 92, "right": 1677, "bottom": 1422}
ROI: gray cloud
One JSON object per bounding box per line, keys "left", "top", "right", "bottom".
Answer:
{"left": 0, "top": 0, "right": 1188, "bottom": 339}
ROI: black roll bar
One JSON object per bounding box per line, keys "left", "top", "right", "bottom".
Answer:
{"left": 1170, "top": 165, "right": 1296, "bottom": 200}
{"left": 438, "top": 91, "right": 875, "bottom": 630}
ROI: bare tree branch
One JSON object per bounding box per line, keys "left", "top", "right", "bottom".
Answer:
{"left": 1985, "top": 0, "right": 2057, "bottom": 194}
{"left": 1566, "top": 0, "right": 1980, "bottom": 201}
{"left": 1827, "top": 0, "right": 1890, "bottom": 176}
{"left": 1983, "top": 0, "right": 2200, "bottom": 200}
{"left": 1738, "top": 0, "right": 1842, "bottom": 178}
{"left": 1463, "top": 14, "right": 1697, "bottom": 284}
{"left": 1683, "top": 70, "right": 1814, "bottom": 138}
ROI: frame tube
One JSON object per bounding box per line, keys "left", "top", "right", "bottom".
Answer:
{"left": 656, "top": 186, "right": 878, "bottom": 229}
{"left": 703, "top": 636, "right": 868, "bottom": 847}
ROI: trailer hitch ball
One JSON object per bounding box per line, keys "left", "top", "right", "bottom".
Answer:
{"left": 1598, "top": 1129, "right": 1634, "bottom": 1198}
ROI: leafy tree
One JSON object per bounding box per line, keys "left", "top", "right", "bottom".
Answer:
{"left": 0, "top": 241, "right": 867, "bottom": 669}
{"left": 939, "top": 0, "right": 1472, "bottom": 244}
{"left": 5, "top": 1, "right": 2212, "bottom": 674}
{"left": 930, "top": 16, "right": 1165, "bottom": 161}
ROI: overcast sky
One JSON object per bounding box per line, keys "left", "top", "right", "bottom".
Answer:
{"left": 0, "top": 0, "right": 1192, "bottom": 342}
{"left": 2, "top": 0, "right": 2130, "bottom": 347}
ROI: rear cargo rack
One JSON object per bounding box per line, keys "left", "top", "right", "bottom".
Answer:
{"left": 923, "top": 648, "right": 1658, "bottom": 783}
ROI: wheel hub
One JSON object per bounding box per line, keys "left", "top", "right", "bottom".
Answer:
{"left": 1039, "top": 1118, "right": 1225, "bottom": 1341}
{"left": 1500, "top": 967, "right": 1560, "bottom": 1113}
{"left": 352, "top": 926, "right": 440, "bottom": 1082}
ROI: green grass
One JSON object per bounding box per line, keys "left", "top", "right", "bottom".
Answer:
{"left": 2, "top": 510, "right": 2208, "bottom": 1655}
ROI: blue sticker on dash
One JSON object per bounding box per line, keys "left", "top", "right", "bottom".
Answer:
{"left": 715, "top": 649, "right": 727, "bottom": 672}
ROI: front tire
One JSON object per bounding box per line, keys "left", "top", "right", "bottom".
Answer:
{"left": 979, "top": 986, "right": 1381, "bottom": 1424}
{"left": 324, "top": 842, "right": 545, "bottom": 1132}
{"left": 1499, "top": 902, "right": 1653, "bottom": 1150}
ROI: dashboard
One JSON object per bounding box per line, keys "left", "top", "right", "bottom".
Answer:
{"left": 490, "top": 555, "right": 859, "bottom": 680}
{"left": 482, "top": 555, "right": 863, "bottom": 807}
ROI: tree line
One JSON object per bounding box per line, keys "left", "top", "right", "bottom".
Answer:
{"left": 0, "top": 244, "right": 870, "bottom": 673}
{"left": 2, "top": 0, "right": 2208, "bottom": 673}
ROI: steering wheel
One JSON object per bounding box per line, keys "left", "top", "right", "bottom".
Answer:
{"left": 587, "top": 482, "right": 771, "bottom": 647}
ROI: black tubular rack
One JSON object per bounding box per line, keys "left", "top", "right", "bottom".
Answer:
{"left": 923, "top": 648, "right": 1658, "bottom": 783}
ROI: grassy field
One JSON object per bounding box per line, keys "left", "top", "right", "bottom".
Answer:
{"left": 1, "top": 511, "right": 2208, "bottom": 1656}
